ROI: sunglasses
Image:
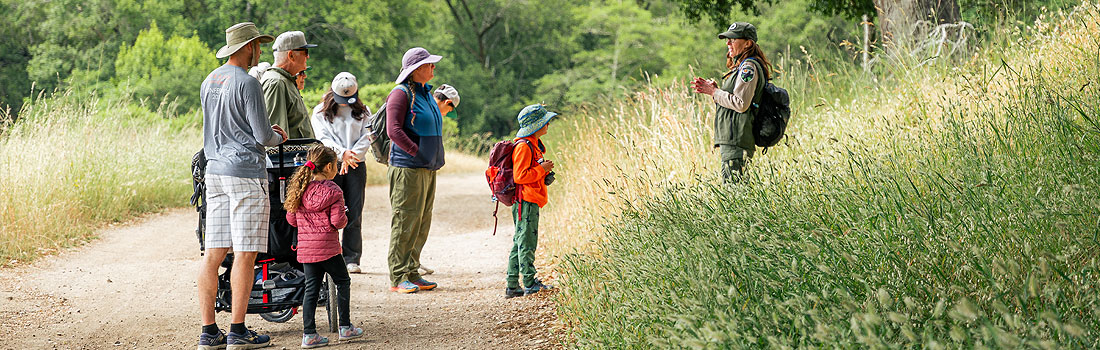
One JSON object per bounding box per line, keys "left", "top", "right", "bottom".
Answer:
{"left": 292, "top": 48, "right": 309, "bottom": 56}
{"left": 295, "top": 66, "right": 312, "bottom": 78}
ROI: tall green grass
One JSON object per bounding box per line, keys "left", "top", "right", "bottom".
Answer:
{"left": 548, "top": 3, "right": 1100, "bottom": 348}
{"left": 0, "top": 91, "right": 200, "bottom": 264}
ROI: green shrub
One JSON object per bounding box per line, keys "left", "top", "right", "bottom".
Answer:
{"left": 114, "top": 22, "right": 219, "bottom": 116}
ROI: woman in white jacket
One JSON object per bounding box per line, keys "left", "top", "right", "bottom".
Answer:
{"left": 311, "top": 72, "right": 372, "bottom": 273}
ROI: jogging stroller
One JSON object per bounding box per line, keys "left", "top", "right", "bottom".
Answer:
{"left": 190, "top": 138, "right": 340, "bottom": 331}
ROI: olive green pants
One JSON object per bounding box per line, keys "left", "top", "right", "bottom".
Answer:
{"left": 506, "top": 201, "right": 540, "bottom": 289}
{"left": 387, "top": 166, "right": 437, "bottom": 286}
{"left": 719, "top": 145, "right": 754, "bottom": 183}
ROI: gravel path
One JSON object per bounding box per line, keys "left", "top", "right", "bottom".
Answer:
{"left": 0, "top": 172, "right": 561, "bottom": 349}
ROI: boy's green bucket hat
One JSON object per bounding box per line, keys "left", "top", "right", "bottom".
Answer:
{"left": 516, "top": 104, "right": 558, "bottom": 138}
{"left": 215, "top": 22, "right": 275, "bottom": 59}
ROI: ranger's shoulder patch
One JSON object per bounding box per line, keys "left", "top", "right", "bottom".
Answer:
{"left": 739, "top": 64, "right": 756, "bottom": 83}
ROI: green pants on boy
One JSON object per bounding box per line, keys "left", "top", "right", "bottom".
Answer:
{"left": 506, "top": 104, "right": 557, "bottom": 293}
{"left": 506, "top": 201, "right": 540, "bottom": 289}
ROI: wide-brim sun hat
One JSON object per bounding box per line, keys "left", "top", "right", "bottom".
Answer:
{"left": 216, "top": 22, "right": 275, "bottom": 59}
{"left": 395, "top": 47, "right": 442, "bottom": 84}
{"left": 331, "top": 72, "right": 359, "bottom": 105}
{"left": 516, "top": 104, "right": 558, "bottom": 138}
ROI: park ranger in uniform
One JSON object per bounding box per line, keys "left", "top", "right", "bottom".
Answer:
{"left": 691, "top": 22, "right": 772, "bottom": 182}
{"left": 262, "top": 31, "right": 317, "bottom": 139}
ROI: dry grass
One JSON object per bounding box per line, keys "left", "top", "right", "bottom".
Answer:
{"left": 546, "top": 3, "right": 1100, "bottom": 348}
{"left": 0, "top": 92, "right": 198, "bottom": 265}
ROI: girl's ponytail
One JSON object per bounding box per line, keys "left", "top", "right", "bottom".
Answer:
{"left": 283, "top": 145, "right": 339, "bottom": 212}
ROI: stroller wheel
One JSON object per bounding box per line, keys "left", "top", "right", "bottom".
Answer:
{"left": 326, "top": 275, "right": 339, "bottom": 332}
{"left": 260, "top": 308, "right": 295, "bottom": 323}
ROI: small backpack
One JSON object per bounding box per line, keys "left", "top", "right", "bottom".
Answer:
{"left": 366, "top": 84, "right": 415, "bottom": 165}
{"left": 745, "top": 58, "right": 792, "bottom": 150}
{"left": 485, "top": 138, "right": 535, "bottom": 235}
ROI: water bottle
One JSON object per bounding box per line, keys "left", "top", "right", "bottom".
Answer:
{"left": 293, "top": 154, "right": 305, "bottom": 166}
{"left": 279, "top": 177, "right": 287, "bottom": 203}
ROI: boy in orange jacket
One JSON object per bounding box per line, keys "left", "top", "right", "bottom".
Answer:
{"left": 505, "top": 104, "right": 558, "bottom": 298}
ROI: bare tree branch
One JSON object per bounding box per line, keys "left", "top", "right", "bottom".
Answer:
{"left": 443, "top": 0, "right": 465, "bottom": 26}
{"left": 461, "top": 0, "right": 474, "bottom": 23}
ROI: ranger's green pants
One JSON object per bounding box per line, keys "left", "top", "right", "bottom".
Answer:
{"left": 506, "top": 201, "right": 540, "bottom": 289}
{"left": 720, "top": 145, "right": 754, "bottom": 183}
{"left": 387, "top": 166, "right": 436, "bottom": 286}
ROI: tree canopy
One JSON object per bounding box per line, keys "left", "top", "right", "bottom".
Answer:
{"left": 0, "top": 0, "right": 1074, "bottom": 137}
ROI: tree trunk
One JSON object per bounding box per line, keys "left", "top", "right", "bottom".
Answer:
{"left": 873, "top": 0, "right": 960, "bottom": 43}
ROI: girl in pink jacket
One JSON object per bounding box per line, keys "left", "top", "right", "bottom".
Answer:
{"left": 284, "top": 146, "right": 365, "bottom": 348}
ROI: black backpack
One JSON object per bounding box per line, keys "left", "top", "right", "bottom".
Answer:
{"left": 746, "top": 58, "right": 791, "bottom": 149}
{"left": 366, "top": 84, "right": 414, "bottom": 165}
{"left": 190, "top": 149, "right": 207, "bottom": 254}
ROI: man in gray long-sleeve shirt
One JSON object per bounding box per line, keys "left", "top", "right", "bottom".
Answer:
{"left": 196, "top": 22, "right": 287, "bottom": 350}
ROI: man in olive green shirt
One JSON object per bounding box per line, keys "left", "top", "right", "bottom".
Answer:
{"left": 262, "top": 31, "right": 316, "bottom": 139}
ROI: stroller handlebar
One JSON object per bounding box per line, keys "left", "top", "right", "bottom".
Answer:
{"left": 265, "top": 138, "right": 321, "bottom": 155}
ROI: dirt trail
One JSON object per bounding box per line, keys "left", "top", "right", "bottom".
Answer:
{"left": 0, "top": 173, "right": 560, "bottom": 349}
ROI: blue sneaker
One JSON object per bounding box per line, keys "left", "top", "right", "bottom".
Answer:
{"left": 198, "top": 330, "right": 227, "bottom": 350}
{"left": 389, "top": 281, "right": 419, "bottom": 293}
{"left": 411, "top": 278, "right": 437, "bottom": 291}
{"left": 338, "top": 324, "right": 365, "bottom": 341}
{"left": 524, "top": 279, "right": 554, "bottom": 295}
{"left": 227, "top": 328, "right": 271, "bottom": 350}
{"left": 301, "top": 333, "right": 329, "bottom": 349}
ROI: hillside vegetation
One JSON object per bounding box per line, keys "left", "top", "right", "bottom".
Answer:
{"left": 546, "top": 3, "right": 1100, "bottom": 348}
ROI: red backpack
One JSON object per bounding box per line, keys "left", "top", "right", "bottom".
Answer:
{"left": 485, "top": 139, "right": 534, "bottom": 235}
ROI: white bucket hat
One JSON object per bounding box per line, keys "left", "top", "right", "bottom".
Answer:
{"left": 394, "top": 47, "right": 442, "bottom": 84}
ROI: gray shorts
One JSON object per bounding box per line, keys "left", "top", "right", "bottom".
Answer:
{"left": 204, "top": 174, "right": 270, "bottom": 252}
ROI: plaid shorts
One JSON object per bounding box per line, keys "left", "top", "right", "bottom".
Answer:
{"left": 205, "top": 174, "right": 270, "bottom": 252}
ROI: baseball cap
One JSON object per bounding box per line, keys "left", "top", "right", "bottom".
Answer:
{"left": 331, "top": 72, "right": 359, "bottom": 105}
{"left": 718, "top": 22, "right": 758, "bottom": 41}
{"left": 434, "top": 84, "right": 460, "bottom": 107}
{"left": 272, "top": 31, "right": 318, "bottom": 52}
